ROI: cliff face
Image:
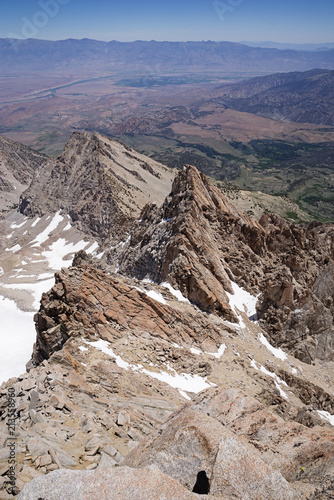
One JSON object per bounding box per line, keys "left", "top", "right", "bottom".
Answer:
{"left": 110, "top": 165, "right": 334, "bottom": 364}
{"left": 1, "top": 139, "right": 334, "bottom": 499}
{"left": 0, "top": 135, "right": 48, "bottom": 212}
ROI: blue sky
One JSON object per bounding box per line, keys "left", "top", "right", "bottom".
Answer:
{"left": 1, "top": 0, "right": 334, "bottom": 43}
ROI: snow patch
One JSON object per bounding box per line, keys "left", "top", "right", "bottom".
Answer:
{"left": 190, "top": 347, "right": 202, "bottom": 356}
{"left": 41, "top": 238, "right": 89, "bottom": 270}
{"left": 3, "top": 279, "right": 55, "bottom": 309}
{"left": 86, "top": 339, "right": 215, "bottom": 394}
{"left": 141, "top": 364, "right": 215, "bottom": 394}
{"left": 119, "top": 236, "right": 131, "bottom": 248}
{"left": 179, "top": 390, "right": 191, "bottom": 400}
{"left": 159, "top": 217, "right": 175, "bottom": 224}
{"left": 0, "top": 296, "right": 37, "bottom": 384}
{"left": 31, "top": 217, "right": 41, "bottom": 228}
{"left": 6, "top": 244, "right": 21, "bottom": 252}
{"left": 38, "top": 273, "right": 54, "bottom": 280}
{"left": 258, "top": 332, "right": 287, "bottom": 361}
{"left": 85, "top": 242, "right": 99, "bottom": 254}
{"left": 31, "top": 212, "right": 64, "bottom": 247}
{"left": 145, "top": 290, "right": 167, "bottom": 305}
{"left": 11, "top": 219, "right": 27, "bottom": 229}
{"left": 251, "top": 359, "right": 288, "bottom": 399}
{"left": 208, "top": 343, "right": 227, "bottom": 359}
{"left": 317, "top": 410, "right": 334, "bottom": 426}
{"left": 161, "top": 282, "right": 190, "bottom": 303}
{"left": 226, "top": 281, "right": 259, "bottom": 327}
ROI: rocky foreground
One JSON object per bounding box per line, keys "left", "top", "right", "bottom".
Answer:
{"left": 0, "top": 135, "right": 333, "bottom": 498}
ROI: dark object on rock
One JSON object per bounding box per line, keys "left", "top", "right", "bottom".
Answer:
{"left": 192, "top": 470, "right": 210, "bottom": 494}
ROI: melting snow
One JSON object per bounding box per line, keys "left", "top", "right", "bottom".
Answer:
{"left": 31, "top": 217, "right": 41, "bottom": 228}
{"left": 11, "top": 219, "right": 27, "bottom": 229}
{"left": 86, "top": 339, "right": 215, "bottom": 395}
{"left": 63, "top": 223, "right": 72, "bottom": 231}
{"left": 179, "top": 390, "right": 191, "bottom": 400}
{"left": 208, "top": 343, "right": 227, "bottom": 359}
{"left": 190, "top": 347, "right": 202, "bottom": 355}
{"left": 38, "top": 273, "right": 54, "bottom": 280}
{"left": 274, "top": 381, "right": 288, "bottom": 399}
{"left": 119, "top": 236, "right": 131, "bottom": 248}
{"left": 85, "top": 242, "right": 99, "bottom": 254}
{"left": 41, "top": 238, "right": 91, "bottom": 269}
{"left": 145, "top": 290, "right": 167, "bottom": 305}
{"left": 258, "top": 332, "right": 287, "bottom": 361}
{"left": 161, "top": 282, "right": 190, "bottom": 303}
{"left": 251, "top": 359, "right": 288, "bottom": 399}
{"left": 141, "top": 364, "right": 215, "bottom": 393}
{"left": 226, "top": 281, "right": 258, "bottom": 327}
{"left": 317, "top": 410, "right": 334, "bottom": 426}
{"left": 0, "top": 296, "right": 37, "bottom": 385}
{"left": 3, "top": 279, "right": 55, "bottom": 309}
{"left": 159, "top": 217, "right": 175, "bottom": 224}
{"left": 31, "top": 211, "right": 64, "bottom": 246}
{"left": 6, "top": 244, "right": 21, "bottom": 252}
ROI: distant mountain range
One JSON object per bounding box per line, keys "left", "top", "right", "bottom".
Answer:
{"left": 213, "top": 68, "right": 334, "bottom": 125}
{"left": 1, "top": 38, "right": 334, "bottom": 74}
{"left": 240, "top": 41, "right": 334, "bottom": 52}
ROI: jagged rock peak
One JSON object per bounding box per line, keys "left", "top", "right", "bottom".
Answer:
{"left": 109, "top": 165, "right": 267, "bottom": 321}
{"left": 161, "top": 164, "right": 248, "bottom": 220}
{"left": 19, "top": 131, "right": 175, "bottom": 238}
{"left": 109, "top": 164, "right": 334, "bottom": 363}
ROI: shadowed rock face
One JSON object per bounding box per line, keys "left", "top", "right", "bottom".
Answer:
{"left": 109, "top": 165, "right": 334, "bottom": 363}
{"left": 0, "top": 135, "right": 48, "bottom": 212}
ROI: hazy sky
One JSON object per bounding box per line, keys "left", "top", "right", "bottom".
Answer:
{"left": 1, "top": 0, "right": 334, "bottom": 43}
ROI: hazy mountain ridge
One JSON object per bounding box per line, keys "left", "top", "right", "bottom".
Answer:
{"left": 213, "top": 69, "right": 334, "bottom": 125}
{"left": 1, "top": 39, "right": 334, "bottom": 74}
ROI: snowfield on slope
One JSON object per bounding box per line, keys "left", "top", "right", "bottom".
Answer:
{"left": 0, "top": 212, "right": 100, "bottom": 385}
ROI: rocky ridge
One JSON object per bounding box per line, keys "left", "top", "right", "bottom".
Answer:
{"left": 110, "top": 165, "right": 334, "bottom": 364}
{"left": 19, "top": 131, "right": 175, "bottom": 239}
{"left": 0, "top": 139, "right": 334, "bottom": 498}
{"left": 0, "top": 249, "right": 332, "bottom": 498}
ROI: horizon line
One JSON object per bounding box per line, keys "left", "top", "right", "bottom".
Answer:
{"left": 2, "top": 37, "right": 334, "bottom": 46}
